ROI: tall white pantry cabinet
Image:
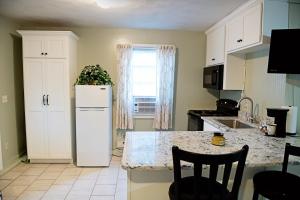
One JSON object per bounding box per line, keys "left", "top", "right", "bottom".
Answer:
{"left": 18, "top": 31, "right": 78, "bottom": 163}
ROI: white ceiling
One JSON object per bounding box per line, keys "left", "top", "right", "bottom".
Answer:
{"left": 0, "top": 0, "right": 249, "bottom": 31}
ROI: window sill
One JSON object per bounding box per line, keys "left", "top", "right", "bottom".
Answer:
{"left": 133, "top": 115, "right": 155, "bottom": 119}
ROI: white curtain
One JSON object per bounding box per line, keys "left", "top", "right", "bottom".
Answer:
{"left": 154, "top": 45, "right": 176, "bottom": 130}
{"left": 116, "top": 44, "right": 134, "bottom": 130}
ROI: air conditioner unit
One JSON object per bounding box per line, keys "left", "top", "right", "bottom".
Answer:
{"left": 133, "top": 96, "right": 156, "bottom": 114}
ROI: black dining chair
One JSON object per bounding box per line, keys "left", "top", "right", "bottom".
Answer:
{"left": 169, "top": 145, "right": 249, "bottom": 200}
{"left": 252, "top": 143, "right": 300, "bottom": 200}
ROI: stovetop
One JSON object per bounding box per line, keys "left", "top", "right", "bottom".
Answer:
{"left": 188, "top": 110, "right": 233, "bottom": 117}
{"left": 188, "top": 99, "right": 238, "bottom": 118}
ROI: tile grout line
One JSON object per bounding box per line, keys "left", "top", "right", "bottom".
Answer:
{"left": 1, "top": 157, "right": 123, "bottom": 200}
{"left": 39, "top": 164, "right": 66, "bottom": 200}
{"left": 89, "top": 166, "right": 102, "bottom": 200}
{"left": 2, "top": 163, "right": 47, "bottom": 199}
{"left": 62, "top": 165, "right": 82, "bottom": 200}
{"left": 114, "top": 163, "right": 121, "bottom": 200}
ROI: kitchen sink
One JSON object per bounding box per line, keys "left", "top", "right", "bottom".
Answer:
{"left": 216, "top": 119, "right": 254, "bottom": 129}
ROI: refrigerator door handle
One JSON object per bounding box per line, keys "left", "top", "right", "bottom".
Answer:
{"left": 42, "top": 95, "right": 46, "bottom": 105}
{"left": 46, "top": 95, "right": 49, "bottom": 106}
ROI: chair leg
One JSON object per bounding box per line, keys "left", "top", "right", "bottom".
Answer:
{"left": 252, "top": 189, "right": 259, "bottom": 200}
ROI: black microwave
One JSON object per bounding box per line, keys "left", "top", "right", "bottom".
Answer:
{"left": 203, "top": 65, "right": 223, "bottom": 90}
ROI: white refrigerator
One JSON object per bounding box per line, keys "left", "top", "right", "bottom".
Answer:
{"left": 75, "top": 85, "right": 112, "bottom": 166}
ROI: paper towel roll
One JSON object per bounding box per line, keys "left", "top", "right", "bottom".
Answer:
{"left": 281, "top": 106, "right": 298, "bottom": 134}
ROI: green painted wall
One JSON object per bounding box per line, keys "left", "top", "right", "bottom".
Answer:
{"left": 0, "top": 16, "right": 26, "bottom": 171}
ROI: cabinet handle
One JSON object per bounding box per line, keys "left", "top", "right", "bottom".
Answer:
{"left": 42, "top": 95, "right": 46, "bottom": 105}
{"left": 41, "top": 52, "right": 44, "bottom": 55}
{"left": 46, "top": 95, "right": 49, "bottom": 106}
{"left": 237, "top": 39, "right": 243, "bottom": 43}
{"left": 212, "top": 58, "right": 215, "bottom": 61}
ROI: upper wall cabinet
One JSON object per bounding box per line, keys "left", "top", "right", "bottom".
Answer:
{"left": 206, "top": 25, "right": 225, "bottom": 66}
{"left": 23, "top": 35, "right": 67, "bottom": 58}
{"left": 226, "top": 0, "right": 288, "bottom": 54}
{"left": 227, "top": 3, "right": 262, "bottom": 52}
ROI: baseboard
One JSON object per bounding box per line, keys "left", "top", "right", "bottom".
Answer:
{"left": 30, "top": 159, "right": 73, "bottom": 164}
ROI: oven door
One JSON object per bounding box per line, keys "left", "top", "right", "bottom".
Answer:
{"left": 203, "top": 65, "right": 223, "bottom": 90}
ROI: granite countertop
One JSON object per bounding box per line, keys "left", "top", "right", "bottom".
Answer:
{"left": 121, "top": 129, "right": 300, "bottom": 170}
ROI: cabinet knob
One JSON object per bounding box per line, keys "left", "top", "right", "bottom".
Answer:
{"left": 212, "top": 58, "right": 215, "bottom": 61}
{"left": 237, "top": 39, "right": 243, "bottom": 43}
{"left": 45, "top": 52, "right": 48, "bottom": 55}
{"left": 41, "top": 52, "right": 44, "bottom": 55}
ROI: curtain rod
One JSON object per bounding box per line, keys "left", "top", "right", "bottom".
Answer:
{"left": 133, "top": 43, "right": 176, "bottom": 48}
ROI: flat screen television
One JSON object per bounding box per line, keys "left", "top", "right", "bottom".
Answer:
{"left": 268, "top": 29, "right": 300, "bottom": 74}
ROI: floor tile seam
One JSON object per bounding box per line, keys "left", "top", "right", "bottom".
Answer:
{"left": 3, "top": 184, "right": 30, "bottom": 199}
{"left": 89, "top": 166, "right": 103, "bottom": 200}
{"left": 62, "top": 168, "right": 83, "bottom": 200}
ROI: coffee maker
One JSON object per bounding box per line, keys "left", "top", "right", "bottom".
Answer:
{"left": 267, "top": 108, "right": 289, "bottom": 137}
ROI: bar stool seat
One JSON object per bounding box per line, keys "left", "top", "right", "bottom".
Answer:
{"left": 253, "top": 170, "right": 300, "bottom": 200}
{"left": 252, "top": 143, "right": 300, "bottom": 200}
{"left": 169, "top": 176, "right": 230, "bottom": 200}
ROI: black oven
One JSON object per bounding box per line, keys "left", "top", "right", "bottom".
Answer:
{"left": 203, "top": 65, "right": 223, "bottom": 90}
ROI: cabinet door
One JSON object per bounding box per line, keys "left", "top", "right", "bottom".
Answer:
{"left": 45, "top": 59, "right": 66, "bottom": 112}
{"left": 243, "top": 4, "right": 262, "bottom": 47}
{"left": 23, "top": 59, "right": 48, "bottom": 159}
{"left": 23, "top": 59, "right": 46, "bottom": 112}
{"left": 226, "top": 15, "right": 244, "bottom": 52}
{"left": 47, "top": 111, "right": 70, "bottom": 159}
{"left": 23, "top": 36, "right": 44, "bottom": 58}
{"left": 45, "top": 59, "right": 70, "bottom": 159}
{"left": 206, "top": 26, "right": 225, "bottom": 66}
{"left": 44, "top": 37, "right": 66, "bottom": 58}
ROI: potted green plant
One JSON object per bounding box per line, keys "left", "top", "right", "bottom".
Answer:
{"left": 75, "top": 64, "right": 113, "bottom": 85}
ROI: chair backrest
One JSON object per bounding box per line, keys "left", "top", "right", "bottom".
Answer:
{"left": 282, "top": 143, "right": 300, "bottom": 173}
{"left": 172, "top": 145, "right": 249, "bottom": 200}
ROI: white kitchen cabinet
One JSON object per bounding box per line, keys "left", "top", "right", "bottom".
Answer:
{"left": 203, "top": 121, "right": 221, "bottom": 132}
{"left": 225, "top": 0, "right": 288, "bottom": 53}
{"left": 18, "top": 31, "right": 78, "bottom": 162}
{"left": 23, "top": 35, "right": 66, "bottom": 58}
{"left": 226, "top": 15, "right": 244, "bottom": 52}
{"left": 206, "top": 25, "right": 225, "bottom": 66}
{"left": 226, "top": 3, "right": 262, "bottom": 52}
{"left": 204, "top": 0, "right": 288, "bottom": 90}
{"left": 205, "top": 25, "right": 245, "bottom": 90}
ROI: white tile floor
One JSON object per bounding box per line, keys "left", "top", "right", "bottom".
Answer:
{"left": 0, "top": 156, "right": 127, "bottom": 200}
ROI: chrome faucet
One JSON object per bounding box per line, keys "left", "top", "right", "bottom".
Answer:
{"left": 236, "top": 96, "right": 254, "bottom": 123}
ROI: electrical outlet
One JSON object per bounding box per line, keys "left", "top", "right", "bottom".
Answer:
{"left": 2, "top": 95, "right": 8, "bottom": 103}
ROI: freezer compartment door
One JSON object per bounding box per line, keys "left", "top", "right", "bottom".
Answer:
{"left": 75, "top": 85, "right": 112, "bottom": 108}
{"left": 76, "top": 108, "right": 112, "bottom": 166}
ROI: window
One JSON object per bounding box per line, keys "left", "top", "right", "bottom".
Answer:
{"left": 131, "top": 47, "right": 157, "bottom": 116}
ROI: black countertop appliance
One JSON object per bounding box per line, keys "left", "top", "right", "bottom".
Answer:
{"left": 187, "top": 99, "right": 238, "bottom": 131}
{"left": 267, "top": 108, "right": 289, "bottom": 137}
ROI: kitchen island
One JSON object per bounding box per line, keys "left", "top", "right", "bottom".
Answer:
{"left": 121, "top": 130, "right": 300, "bottom": 200}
